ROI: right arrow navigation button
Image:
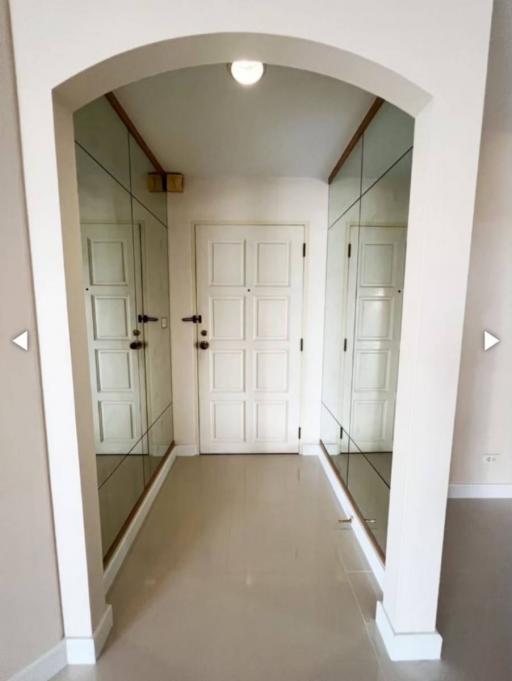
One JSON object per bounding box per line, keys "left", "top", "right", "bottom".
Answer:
{"left": 483, "top": 330, "right": 500, "bottom": 351}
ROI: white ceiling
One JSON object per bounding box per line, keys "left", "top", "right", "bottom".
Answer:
{"left": 115, "top": 64, "right": 373, "bottom": 179}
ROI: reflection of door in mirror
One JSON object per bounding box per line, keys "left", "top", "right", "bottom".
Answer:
{"left": 133, "top": 200, "right": 173, "bottom": 460}
{"left": 82, "top": 222, "right": 147, "bottom": 455}
{"left": 343, "top": 225, "right": 406, "bottom": 453}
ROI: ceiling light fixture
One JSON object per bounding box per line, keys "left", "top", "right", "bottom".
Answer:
{"left": 230, "top": 61, "right": 265, "bottom": 86}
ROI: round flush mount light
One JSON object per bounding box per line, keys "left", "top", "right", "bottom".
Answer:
{"left": 230, "top": 61, "right": 265, "bottom": 86}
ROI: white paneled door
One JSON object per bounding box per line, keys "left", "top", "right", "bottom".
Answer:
{"left": 196, "top": 224, "right": 304, "bottom": 453}
{"left": 345, "top": 225, "right": 406, "bottom": 452}
{"left": 82, "top": 223, "right": 146, "bottom": 454}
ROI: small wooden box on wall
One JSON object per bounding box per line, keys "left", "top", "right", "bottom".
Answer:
{"left": 147, "top": 172, "right": 184, "bottom": 193}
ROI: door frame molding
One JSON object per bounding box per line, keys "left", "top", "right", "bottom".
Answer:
{"left": 192, "top": 220, "right": 309, "bottom": 454}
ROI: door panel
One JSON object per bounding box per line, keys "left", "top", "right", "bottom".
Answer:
{"left": 210, "top": 297, "right": 245, "bottom": 339}
{"left": 82, "top": 222, "right": 146, "bottom": 454}
{"left": 196, "top": 224, "right": 303, "bottom": 453}
{"left": 345, "top": 225, "right": 406, "bottom": 451}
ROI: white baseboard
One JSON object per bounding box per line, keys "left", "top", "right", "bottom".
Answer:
{"left": 103, "top": 450, "right": 177, "bottom": 592}
{"left": 174, "top": 444, "right": 199, "bottom": 456}
{"left": 7, "top": 640, "right": 67, "bottom": 681}
{"left": 299, "top": 442, "right": 322, "bottom": 456}
{"left": 66, "top": 604, "right": 113, "bottom": 664}
{"left": 8, "top": 605, "right": 114, "bottom": 679}
{"left": 375, "top": 602, "right": 442, "bottom": 661}
{"left": 449, "top": 483, "right": 512, "bottom": 499}
{"left": 317, "top": 447, "right": 385, "bottom": 588}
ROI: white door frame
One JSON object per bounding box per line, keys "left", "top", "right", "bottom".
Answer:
{"left": 192, "top": 221, "right": 308, "bottom": 454}
{"left": 341, "top": 221, "right": 407, "bottom": 441}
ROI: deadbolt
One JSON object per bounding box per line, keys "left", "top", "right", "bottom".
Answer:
{"left": 132, "top": 329, "right": 141, "bottom": 336}
{"left": 200, "top": 330, "right": 208, "bottom": 337}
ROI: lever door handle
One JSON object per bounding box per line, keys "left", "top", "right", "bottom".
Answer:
{"left": 182, "top": 314, "right": 202, "bottom": 324}
{"left": 138, "top": 314, "right": 158, "bottom": 323}
{"left": 130, "top": 341, "right": 144, "bottom": 349}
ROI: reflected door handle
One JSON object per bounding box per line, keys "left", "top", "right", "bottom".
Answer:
{"left": 130, "top": 341, "right": 144, "bottom": 349}
{"left": 198, "top": 341, "right": 209, "bottom": 350}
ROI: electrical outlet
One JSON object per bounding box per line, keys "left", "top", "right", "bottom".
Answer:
{"left": 483, "top": 454, "right": 500, "bottom": 464}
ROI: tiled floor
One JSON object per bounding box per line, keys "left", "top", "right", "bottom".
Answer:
{"left": 53, "top": 455, "right": 512, "bottom": 681}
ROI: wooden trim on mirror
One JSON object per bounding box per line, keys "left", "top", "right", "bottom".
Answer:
{"left": 105, "top": 91, "right": 166, "bottom": 175}
{"left": 328, "top": 97, "right": 384, "bottom": 185}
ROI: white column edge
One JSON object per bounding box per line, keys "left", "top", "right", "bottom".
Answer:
{"left": 66, "top": 603, "right": 113, "bottom": 665}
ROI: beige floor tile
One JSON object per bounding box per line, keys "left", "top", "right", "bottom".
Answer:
{"left": 347, "top": 570, "right": 382, "bottom": 624}
{"left": 52, "top": 456, "right": 512, "bottom": 681}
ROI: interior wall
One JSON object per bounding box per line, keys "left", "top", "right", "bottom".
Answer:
{"left": 7, "top": 0, "right": 493, "bottom": 655}
{"left": 168, "top": 176, "right": 328, "bottom": 451}
{"left": 451, "top": 0, "right": 512, "bottom": 487}
{"left": 0, "top": 1, "right": 63, "bottom": 677}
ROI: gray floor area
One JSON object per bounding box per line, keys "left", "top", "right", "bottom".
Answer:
{"left": 53, "top": 456, "right": 512, "bottom": 681}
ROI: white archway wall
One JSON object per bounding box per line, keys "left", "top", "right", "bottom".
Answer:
{"left": 8, "top": 0, "right": 493, "bottom": 663}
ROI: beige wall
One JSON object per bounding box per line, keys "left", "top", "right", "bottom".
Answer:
{"left": 451, "top": 0, "right": 512, "bottom": 486}
{"left": 0, "top": 1, "right": 63, "bottom": 677}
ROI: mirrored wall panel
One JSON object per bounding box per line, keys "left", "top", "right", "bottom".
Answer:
{"left": 75, "top": 96, "right": 174, "bottom": 560}
{"left": 321, "top": 102, "right": 413, "bottom": 556}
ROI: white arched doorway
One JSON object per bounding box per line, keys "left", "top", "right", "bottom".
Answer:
{"left": 9, "top": 0, "right": 493, "bottom": 662}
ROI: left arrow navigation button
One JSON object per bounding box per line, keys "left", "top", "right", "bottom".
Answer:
{"left": 11, "top": 330, "right": 29, "bottom": 351}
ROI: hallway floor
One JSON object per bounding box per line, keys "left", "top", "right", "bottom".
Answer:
{"left": 53, "top": 455, "right": 512, "bottom": 681}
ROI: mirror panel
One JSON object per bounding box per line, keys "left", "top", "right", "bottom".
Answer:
{"left": 321, "top": 202, "right": 359, "bottom": 422}
{"left": 321, "top": 104, "right": 413, "bottom": 557}
{"left": 347, "top": 436, "right": 390, "bottom": 553}
{"left": 74, "top": 97, "right": 174, "bottom": 560}
{"left": 320, "top": 405, "right": 349, "bottom": 484}
{"left": 129, "top": 134, "right": 167, "bottom": 224}
{"left": 361, "top": 102, "right": 413, "bottom": 193}
{"left": 74, "top": 97, "right": 131, "bottom": 190}
{"left": 328, "top": 137, "right": 362, "bottom": 226}
{"left": 144, "top": 403, "right": 174, "bottom": 483}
